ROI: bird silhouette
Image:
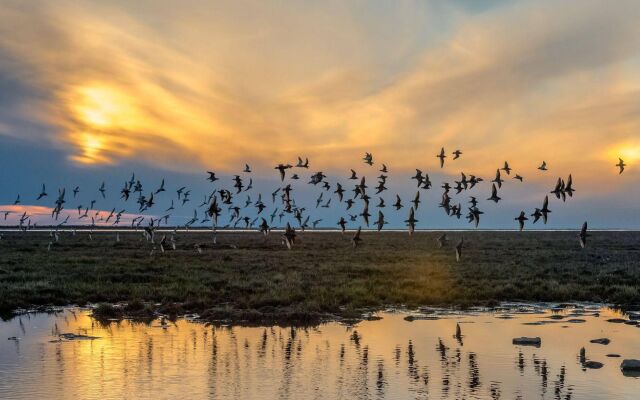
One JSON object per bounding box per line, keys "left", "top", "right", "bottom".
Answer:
{"left": 616, "top": 158, "right": 626, "bottom": 174}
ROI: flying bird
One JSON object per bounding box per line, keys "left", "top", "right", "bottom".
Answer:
{"left": 538, "top": 161, "right": 548, "bottom": 171}
{"left": 363, "top": 152, "right": 373, "bottom": 166}
{"left": 541, "top": 195, "right": 551, "bottom": 224}
{"left": 437, "top": 147, "right": 446, "bottom": 168}
{"left": 351, "top": 227, "right": 362, "bottom": 248}
{"left": 405, "top": 207, "right": 418, "bottom": 235}
{"left": 455, "top": 237, "right": 464, "bottom": 262}
{"left": 36, "top": 184, "right": 47, "bottom": 200}
{"left": 616, "top": 158, "right": 626, "bottom": 174}
{"left": 578, "top": 221, "right": 590, "bottom": 248}
{"left": 487, "top": 184, "right": 501, "bottom": 203}
{"left": 515, "top": 211, "right": 528, "bottom": 231}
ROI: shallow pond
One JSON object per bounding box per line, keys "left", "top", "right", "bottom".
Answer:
{"left": 1, "top": 305, "right": 640, "bottom": 399}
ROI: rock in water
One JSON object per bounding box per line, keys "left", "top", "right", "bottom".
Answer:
{"left": 585, "top": 361, "right": 603, "bottom": 369}
{"left": 513, "top": 337, "right": 541, "bottom": 346}
{"left": 621, "top": 359, "right": 640, "bottom": 371}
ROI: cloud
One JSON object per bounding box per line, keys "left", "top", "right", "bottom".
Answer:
{"left": 0, "top": 204, "right": 149, "bottom": 226}
{"left": 0, "top": 0, "right": 638, "bottom": 188}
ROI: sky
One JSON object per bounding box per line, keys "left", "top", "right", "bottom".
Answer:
{"left": 0, "top": 0, "right": 638, "bottom": 229}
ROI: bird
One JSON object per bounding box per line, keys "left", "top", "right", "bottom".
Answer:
{"left": 541, "top": 195, "right": 551, "bottom": 224}
{"left": 36, "top": 184, "right": 47, "bottom": 200}
{"left": 393, "top": 195, "right": 403, "bottom": 210}
{"left": 578, "top": 221, "right": 589, "bottom": 248}
{"left": 452, "top": 150, "right": 462, "bottom": 160}
{"left": 259, "top": 218, "right": 269, "bottom": 236}
{"left": 363, "top": 152, "right": 373, "bottom": 166}
{"left": 564, "top": 174, "right": 575, "bottom": 197}
{"left": 437, "top": 233, "right": 448, "bottom": 248}
{"left": 296, "top": 157, "right": 309, "bottom": 168}
{"left": 99, "top": 182, "right": 106, "bottom": 198}
{"left": 492, "top": 169, "right": 504, "bottom": 188}
{"left": 351, "top": 227, "right": 362, "bottom": 248}
{"left": 360, "top": 204, "right": 371, "bottom": 227}
{"left": 349, "top": 169, "right": 358, "bottom": 180}
{"left": 207, "top": 171, "right": 219, "bottom": 182}
{"left": 515, "top": 211, "right": 528, "bottom": 231}
{"left": 531, "top": 208, "right": 542, "bottom": 224}
{"left": 243, "top": 164, "right": 251, "bottom": 173}
{"left": 513, "top": 174, "right": 523, "bottom": 182}
{"left": 455, "top": 237, "right": 463, "bottom": 262}
{"left": 501, "top": 161, "right": 511, "bottom": 175}
{"left": 337, "top": 217, "right": 347, "bottom": 233}
{"left": 405, "top": 207, "right": 418, "bottom": 235}
{"left": 275, "top": 164, "right": 292, "bottom": 181}
{"left": 282, "top": 223, "right": 296, "bottom": 249}
{"left": 616, "top": 158, "right": 626, "bottom": 174}
{"left": 487, "top": 184, "right": 501, "bottom": 203}
{"left": 155, "top": 179, "right": 165, "bottom": 194}
{"left": 437, "top": 147, "right": 446, "bottom": 168}
{"left": 375, "top": 211, "right": 386, "bottom": 232}
{"left": 538, "top": 161, "right": 548, "bottom": 171}
{"left": 411, "top": 191, "right": 420, "bottom": 210}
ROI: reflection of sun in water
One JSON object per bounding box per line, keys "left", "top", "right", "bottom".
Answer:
{"left": 66, "top": 84, "right": 142, "bottom": 164}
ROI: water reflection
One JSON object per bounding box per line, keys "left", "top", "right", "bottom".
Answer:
{"left": 1, "top": 305, "right": 640, "bottom": 399}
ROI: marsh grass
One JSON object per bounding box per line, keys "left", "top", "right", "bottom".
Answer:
{"left": 0, "top": 230, "right": 638, "bottom": 321}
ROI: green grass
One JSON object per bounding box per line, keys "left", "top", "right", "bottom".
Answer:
{"left": 0, "top": 230, "right": 639, "bottom": 322}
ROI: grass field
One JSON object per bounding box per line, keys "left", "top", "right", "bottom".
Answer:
{"left": 1, "top": 230, "right": 639, "bottom": 322}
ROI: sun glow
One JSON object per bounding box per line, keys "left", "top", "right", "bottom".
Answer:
{"left": 73, "top": 85, "right": 138, "bottom": 128}
{"left": 606, "top": 142, "right": 640, "bottom": 165}
{"left": 70, "top": 132, "right": 108, "bottom": 164}
{"left": 64, "top": 84, "right": 145, "bottom": 164}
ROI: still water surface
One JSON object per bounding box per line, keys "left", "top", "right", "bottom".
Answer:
{"left": 1, "top": 305, "right": 640, "bottom": 399}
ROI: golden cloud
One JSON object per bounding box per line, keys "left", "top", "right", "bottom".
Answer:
{"left": 0, "top": 0, "right": 638, "bottom": 185}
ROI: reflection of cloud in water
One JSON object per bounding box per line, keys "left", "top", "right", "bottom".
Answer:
{"left": 1, "top": 306, "right": 640, "bottom": 399}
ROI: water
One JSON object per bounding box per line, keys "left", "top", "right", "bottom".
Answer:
{"left": 1, "top": 305, "right": 640, "bottom": 399}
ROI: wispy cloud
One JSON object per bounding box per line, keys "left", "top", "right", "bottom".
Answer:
{"left": 0, "top": 204, "right": 148, "bottom": 226}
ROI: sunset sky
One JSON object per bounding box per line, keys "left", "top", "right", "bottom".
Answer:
{"left": 0, "top": 0, "right": 638, "bottom": 229}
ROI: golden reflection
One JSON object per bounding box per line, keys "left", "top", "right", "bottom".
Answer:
{"left": 1, "top": 308, "right": 639, "bottom": 399}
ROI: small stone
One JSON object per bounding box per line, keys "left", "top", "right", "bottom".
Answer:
{"left": 584, "top": 361, "right": 603, "bottom": 369}
{"left": 513, "top": 337, "right": 541, "bottom": 346}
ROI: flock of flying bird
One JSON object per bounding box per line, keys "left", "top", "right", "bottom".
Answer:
{"left": 0, "top": 150, "right": 630, "bottom": 261}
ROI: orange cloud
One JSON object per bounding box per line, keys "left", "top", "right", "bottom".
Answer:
{"left": 0, "top": 204, "right": 149, "bottom": 226}
{"left": 0, "top": 0, "right": 638, "bottom": 187}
